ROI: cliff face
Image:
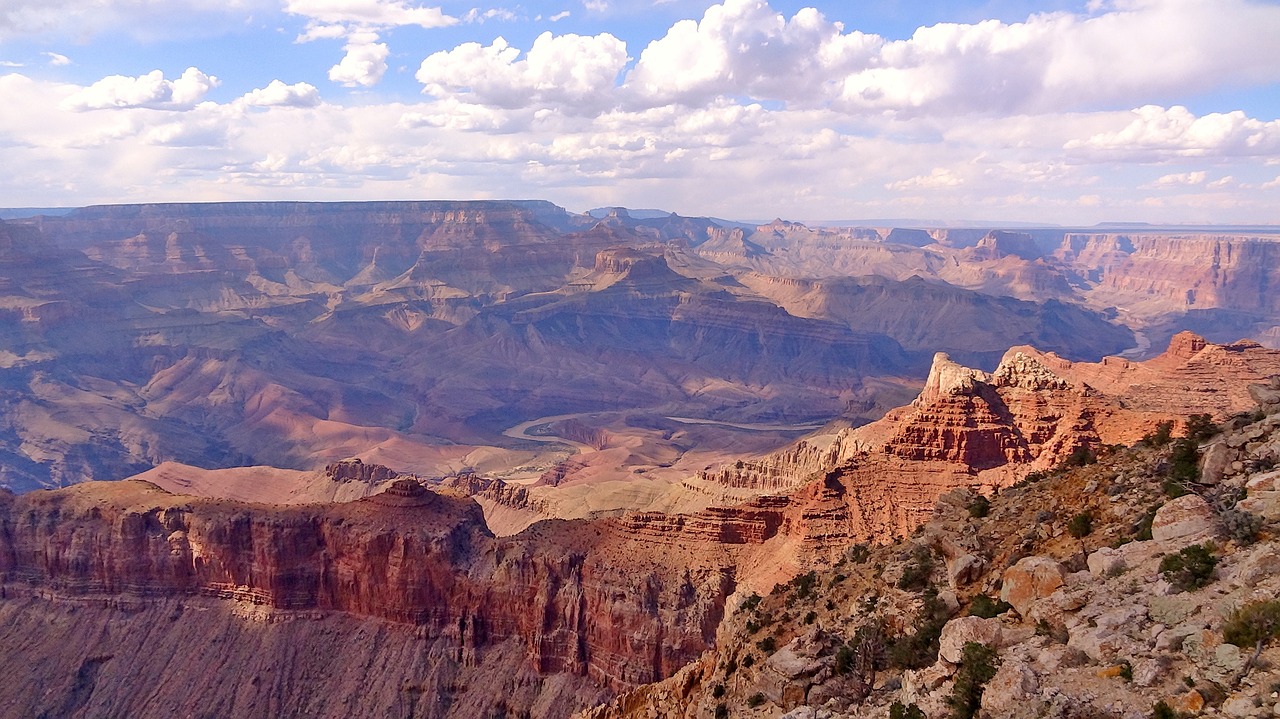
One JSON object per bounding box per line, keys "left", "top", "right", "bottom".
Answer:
{"left": 705, "top": 333, "right": 1280, "bottom": 518}
{"left": 0, "top": 478, "right": 748, "bottom": 716}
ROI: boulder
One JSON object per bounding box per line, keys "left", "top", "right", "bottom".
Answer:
{"left": 1151, "top": 495, "right": 1219, "bottom": 546}
{"left": 947, "top": 553, "right": 985, "bottom": 588}
{"left": 1000, "top": 556, "right": 1066, "bottom": 617}
{"left": 938, "top": 616, "right": 1003, "bottom": 664}
{"left": 1200, "top": 442, "right": 1235, "bottom": 484}
{"left": 1086, "top": 547, "right": 1126, "bottom": 577}
{"left": 981, "top": 659, "right": 1039, "bottom": 715}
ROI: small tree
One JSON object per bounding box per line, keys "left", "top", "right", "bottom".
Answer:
{"left": 948, "top": 642, "right": 1000, "bottom": 719}
{"left": 1159, "top": 543, "right": 1217, "bottom": 591}
{"left": 1067, "top": 512, "right": 1094, "bottom": 539}
{"left": 1223, "top": 599, "right": 1280, "bottom": 680}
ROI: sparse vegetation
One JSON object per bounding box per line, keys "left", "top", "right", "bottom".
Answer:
{"left": 1159, "top": 543, "right": 1217, "bottom": 591}
{"left": 1063, "top": 445, "right": 1097, "bottom": 468}
{"left": 968, "top": 594, "right": 1011, "bottom": 619}
{"left": 1068, "top": 511, "right": 1094, "bottom": 539}
{"left": 1183, "top": 414, "right": 1220, "bottom": 443}
{"left": 890, "top": 702, "right": 926, "bottom": 719}
{"left": 803, "top": 610, "right": 817, "bottom": 625}
{"left": 1143, "top": 420, "right": 1175, "bottom": 448}
{"left": 846, "top": 543, "right": 871, "bottom": 564}
{"left": 1153, "top": 700, "right": 1179, "bottom": 719}
{"left": 1223, "top": 599, "right": 1280, "bottom": 650}
{"left": 756, "top": 636, "right": 776, "bottom": 654}
{"left": 714, "top": 703, "right": 729, "bottom": 719}
{"left": 897, "top": 546, "right": 935, "bottom": 591}
{"left": 967, "top": 494, "right": 990, "bottom": 519}
{"left": 1119, "top": 660, "right": 1133, "bottom": 682}
{"left": 889, "top": 589, "right": 949, "bottom": 669}
{"left": 1221, "top": 508, "right": 1263, "bottom": 545}
{"left": 739, "top": 593, "right": 761, "bottom": 613}
{"left": 947, "top": 642, "right": 1000, "bottom": 719}
{"left": 746, "top": 692, "right": 766, "bottom": 708}
{"left": 711, "top": 683, "right": 725, "bottom": 699}
{"left": 792, "top": 571, "right": 818, "bottom": 600}
{"left": 1135, "top": 504, "right": 1159, "bottom": 541}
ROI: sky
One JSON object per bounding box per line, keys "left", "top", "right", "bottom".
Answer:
{"left": 0, "top": 0, "right": 1278, "bottom": 224}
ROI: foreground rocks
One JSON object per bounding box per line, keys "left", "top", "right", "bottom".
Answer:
{"left": 581, "top": 404, "right": 1280, "bottom": 719}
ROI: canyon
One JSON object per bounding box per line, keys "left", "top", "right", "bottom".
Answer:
{"left": 3, "top": 200, "right": 1280, "bottom": 717}
{"left": 2, "top": 331, "right": 1277, "bottom": 716}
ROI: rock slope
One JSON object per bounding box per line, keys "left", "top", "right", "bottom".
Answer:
{"left": 581, "top": 398, "right": 1280, "bottom": 719}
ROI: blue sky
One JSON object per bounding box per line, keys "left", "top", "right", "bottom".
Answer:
{"left": 1, "top": 0, "right": 1278, "bottom": 224}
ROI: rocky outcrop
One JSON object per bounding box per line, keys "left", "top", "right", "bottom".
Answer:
{"left": 324, "top": 457, "right": 400, "bottom": 484}
{"left": 582, "top": 402, "right": 1280, "bottom": 719}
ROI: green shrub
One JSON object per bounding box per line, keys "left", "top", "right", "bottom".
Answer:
{"left": 1159, "top": 543, "right": 1217, "bottom": 591}
{"left": 1067, "top": 512, "right": 1094, "bottom": 539}
{"left": 897, "top": 546, "right": 935, "bottom": 592}
{"left": 1153, "top": 700, "right": 1178, "bottom": 719}
{"left": 792, "top": 571, "right": 818, "bottom": 599}
{"left": 756, "top": 636, "right": 776, "bottom": 654}
{"left": 889, "top": 590, "right": 949, "bottom": 669}
{"left": 890, "top": 702, "right": 926, "bottom": 719}
{"left": 1145, "top": 420, "right": 1175, "bottom": 447}
{"left": 746, "top": 692, "right": 766, "bottom": 708}
{"left": 741, "top": 654, "right": 754, "bottom": 668}
{"left": 803, "top": 611, "right": 817, "bottom": 625}
{"left": 1168, "top": 437, "right": 1201, "bottom": 487}
{"left": 1223, "top": 599, "right": 1280, "bottom": 649}
{"left": 711, "top": 683, "right": 725, "bottom": 699}
{"left": 1135, "top": 505, "right": 1159, "bottom": 541}
{"left": 1184, "top": 414, "right": 1220, "bottom": 443}
{"left": 967, "top": 495, "right": 990, "bottom": 519}
{"left": 968, "top": 595, "right": 1012, "bottom": 619}
{"left": 1119, "top": 660, "right": 1133, "bottom": 682}
{"left": 947, "top": 642, "right": 1000, "bottom": 719}
{"left": 846, "top": 544, "right": 871, "bottom": 564}
{"left": 714, "top": 703, "right": 728, "bottom": 719}
{"left": 739, "top": 593, "right": 761, "bottom": 613}
{"left": 834, "top": 645, "right": 855, "bottom": 675}
{"left": 1063, "top": 445, "right": 1097, "bottom": 468}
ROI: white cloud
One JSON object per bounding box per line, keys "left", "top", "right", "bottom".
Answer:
{"left": 61, "top": 67, "right": 219, "bottom": 111}
{"left": 885, "top": 168, "right": 964, "bottom": 191}
{"left": 550, "top": 11, "right": 571, "bottom": 21}
{"left": 296, "top": 23, "right": 348, "bottom": 42}
{"left": 464, "top": 7, "right": 517, "bottom": 23}
{"left": 0, "top": 61, "right": 22, "bottom": 68}
{"left": 42, "top": 52, "right": 70, "bottom": 66}
{"left": 1066, "top": 105, "right": 1280, "bottom": 160}
{"left": 1151, "top": 171, "right": 1207, "bottom": 187}
{"left": 241, "top": 80, "right": 322, "bottom": 107}
{"left": 329, "top": 38, "right": 390, "bottom": 87}
{"left": 284, "top": 0, "right": 455, "bottom": 29}
{"left": 416, "top": 31, "right": 628, "bottom": 112}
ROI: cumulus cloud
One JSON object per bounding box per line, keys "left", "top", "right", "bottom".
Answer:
{"left": 329, "top": 37, "right": 390, "bottom": 87}
{"left": 416, "top": 31, "right": 628, "bottom": 112}
{"left": 62, "top": 67, "right": 219, "bottom": 111}
{"left": 284, "top": 0, "right": 456, "bottom": 29}
{"left": 414, "top": 0, "right": 1280, "bottom": 118}
{"left": 1066, "top": 105, "right": 1280, "bottom": 160}
{"left": 240, "top": 80, "right": 322, "bottom": 107}
{"left": 626, "top": 1, "right": 876, "bottom": 107}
